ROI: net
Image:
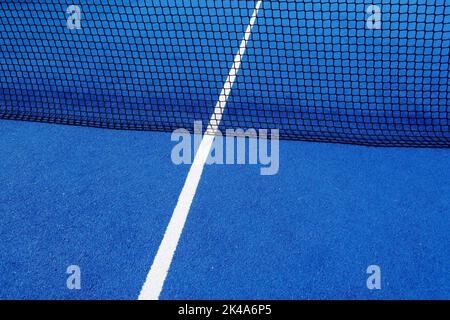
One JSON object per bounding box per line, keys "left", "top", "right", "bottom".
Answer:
{"left": 0, "top": 1, "right": 449, "bottom": 147}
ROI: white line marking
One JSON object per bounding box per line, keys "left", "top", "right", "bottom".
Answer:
{"left": 138, "top": 1, "right": 263, "bottom": 300}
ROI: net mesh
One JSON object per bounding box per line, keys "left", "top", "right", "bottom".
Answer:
{"left": 0, "top": 1, "right": 449, "bottom": 147}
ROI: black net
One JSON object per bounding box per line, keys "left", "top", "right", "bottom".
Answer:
{"left": 0, "top": 1, "right": 449, "bottom": 147}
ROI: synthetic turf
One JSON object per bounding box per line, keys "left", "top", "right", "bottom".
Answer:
{"left": 0, "top": 121, "right": 449, "bottom": 299}
{"left": 162, "top": 139, "right": 450, "bottom": 299}
{"left": 0, "top": 121, "right": 188, "bottom": 299}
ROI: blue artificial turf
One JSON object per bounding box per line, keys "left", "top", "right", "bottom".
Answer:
{"left": 1, "top": 121, "right": 449, "bottom": 299}
{"left": 0, "top": 121, "right": 188, "bottom": 299}
{"left": 161, "top": 139, "right": 450, "bottom": 299}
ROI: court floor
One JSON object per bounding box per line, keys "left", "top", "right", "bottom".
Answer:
{"left": 0, "top": 120, "right": 448, "bottom": 299}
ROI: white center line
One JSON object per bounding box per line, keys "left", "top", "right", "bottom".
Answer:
{"left": 138, "top": 1, "right": 263, "bottom": 300}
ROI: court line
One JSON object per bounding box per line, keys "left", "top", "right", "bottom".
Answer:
{"left": 138, "top": 1, "right": 263, "bottom": 300}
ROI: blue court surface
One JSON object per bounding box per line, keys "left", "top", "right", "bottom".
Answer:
{"left": 0, "top": 1, "right": 450, "bottom": 300}
{"left": 0, "top": 120, "right": 449, "bottom": 299}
